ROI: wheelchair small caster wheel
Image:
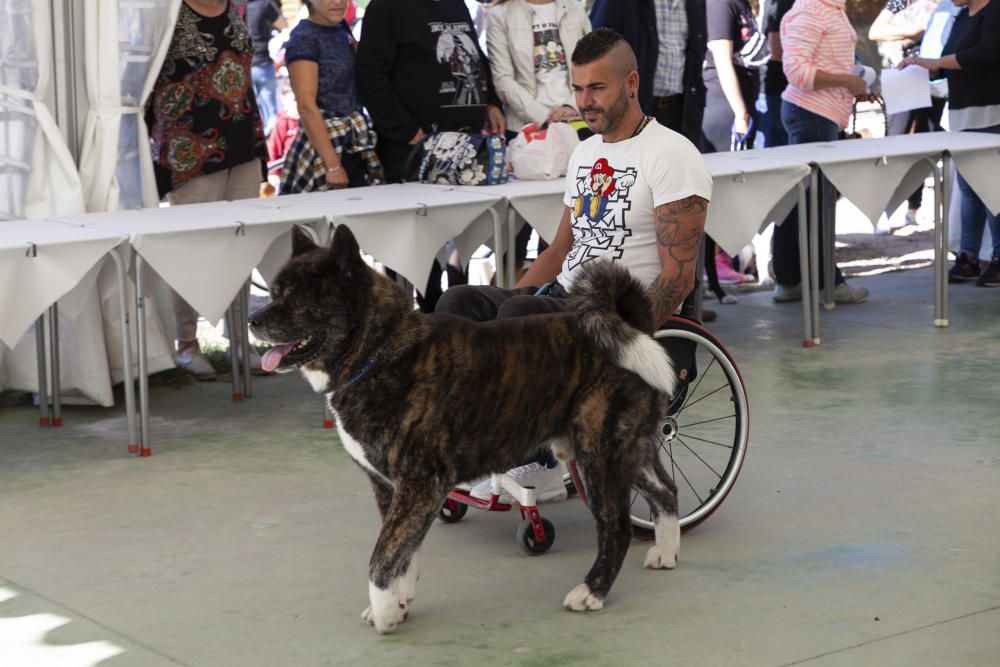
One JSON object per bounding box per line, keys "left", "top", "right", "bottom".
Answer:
{"left": 517, "top": 518, "right": 555, "bottom": 554}
{"left": 439, "top": 499, "right": 468, "bottom": 524}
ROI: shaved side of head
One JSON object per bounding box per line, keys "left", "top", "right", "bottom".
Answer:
{"left": 608, "top": 40, "right": 638, "bottom": 77}
{"left": 571, "top": 27, "right": 637, "bottom": 74}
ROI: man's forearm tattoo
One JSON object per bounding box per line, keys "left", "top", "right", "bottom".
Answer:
{"left": 648, "top": 195, "right": 708, "bottom": 323}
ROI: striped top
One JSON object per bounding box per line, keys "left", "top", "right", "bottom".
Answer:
{"left": 780, "top": 0, "right": 857, "bottom": 129}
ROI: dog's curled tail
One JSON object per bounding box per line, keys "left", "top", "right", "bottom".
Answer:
{"left": 568, "top": 261, "right": 677, "bottom": 396}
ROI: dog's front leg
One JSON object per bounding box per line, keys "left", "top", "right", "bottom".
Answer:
{"left": 364, "top": 480, "right": 447, "bottom": 634}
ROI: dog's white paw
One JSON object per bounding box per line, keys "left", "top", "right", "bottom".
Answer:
{"left": 643, "top": 545, "right": 678, "bottom": 569}
{"left": 645, "top": 514, "right": 679, "bottom": 569}
{"left": 563, "top": 584, "right": 604, "bottom": 612}
{"left": 361, "top": 606, "right": 374, "bottom": 625}
{"left": 368, "top": 580, "right": 408, "bottom": 634}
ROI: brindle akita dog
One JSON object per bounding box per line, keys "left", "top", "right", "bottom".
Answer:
{"left": 249, "top": 225, "right": 682, "bottom": 634}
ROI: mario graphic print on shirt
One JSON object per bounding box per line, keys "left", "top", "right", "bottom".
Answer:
{"left": 567, "top": 158, "right": 637, "bottom": 271}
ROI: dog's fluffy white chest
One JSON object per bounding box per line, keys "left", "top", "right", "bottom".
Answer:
{"left": 300, "top": 368, "right": 331, "bottom": 393}
{"left": 331, "top": 409, "right": 393, "bottom": 487}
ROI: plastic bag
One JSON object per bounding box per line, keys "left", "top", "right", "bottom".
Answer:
{"left": 508, "top": 122, "right": 580, "bottom": 181}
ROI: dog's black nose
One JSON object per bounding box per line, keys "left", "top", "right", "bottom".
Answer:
{"left": 248, "top": 315, "right": 259, "bottom": 327}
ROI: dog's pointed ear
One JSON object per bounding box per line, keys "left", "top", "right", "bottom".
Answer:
{"left": 328, "top": 224, "right": 364, "bottom": 278}
{"left": 291, "top": 226, "right": 317, "bottom": 256}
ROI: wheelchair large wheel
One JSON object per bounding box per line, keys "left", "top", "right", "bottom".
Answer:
{"left": 633, "top": 316, "right": 749, "bottom": 534}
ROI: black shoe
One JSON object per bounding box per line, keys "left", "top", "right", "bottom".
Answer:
{"left": 948, "top": 253, "right": 981, "bottom": 283}
{"left": 975, "top": 257, "right": 1000, "bottom": 287}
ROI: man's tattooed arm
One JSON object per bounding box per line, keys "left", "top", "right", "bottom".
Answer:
{"left": 648, "top": 194, "right": 709, "bottom": 326}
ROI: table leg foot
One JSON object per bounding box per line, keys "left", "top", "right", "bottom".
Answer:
{"left": 140, "top": 447, "right": 152, "bottom": 457}
{"left": 128, "top": 444, "right": 140, "bottom": 455}
{"left": 233, "top": 393, "right": 243, "bottom": 402}
{"left": 52, "top": 417, "right": 63, "bottom": 427}
{"left": 39, "top": 417, "right": 50, "bottom": 427}
{"left": 323, "top": 419, "right": 334, "bottom": 429}
{"left": 934, "top": 319, "right": 949, "bottom": 327}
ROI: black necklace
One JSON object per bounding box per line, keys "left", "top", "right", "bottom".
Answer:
{"left": 631, "top": 115, "right": 652, "bottom": 138}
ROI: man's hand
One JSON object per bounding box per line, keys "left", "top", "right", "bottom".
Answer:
{"left": 546, "top": 105, "right": 580, "bottom": 123}
{"left": 843, "top": 74, "right": 869, "bottom": 97}
{"left": 486, "top": 104, "right": 506, "bottom": 136}
{"left": 648, "top": 195, "right": 709, "bottom": 326}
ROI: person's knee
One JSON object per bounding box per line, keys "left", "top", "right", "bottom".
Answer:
{"left": 497, "top": 295, "right": 550, "bottom": 319}
{"left": 434, "top": 285, "right": 482, "bottom": 317}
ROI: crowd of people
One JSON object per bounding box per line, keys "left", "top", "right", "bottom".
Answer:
{"left": 147, "top": 0, "right": 1000, "bottom": 382}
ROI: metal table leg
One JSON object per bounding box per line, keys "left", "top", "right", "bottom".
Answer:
{"left": 35, "top": 315, "right": 50, "bottom": 426}
{"left": 796, "top": 180, "right": 814, "bottom": 347}
{"left": 809, "top": 169, "right": 821, "bottom": 345}
{"left": 135, "top": 254, "right": 151, "bottom": 457}
{"left": 692, "top": 233, "right": 707, "bottom": 322}
{"left": 240, "top": 280, "right": 252, "bottom": 399}
{"left": 110, "top": 249, "right": 139, "bottom": 455}
{"left": 506, "top": 206, "right": 517, "bottom": 288}
{"left": 936, "top": 154, "right": 951, "bottom": 327}
{"left": 488, "top": 205, "right": 505, "bottom": 289}
{"left": 822, "top": 174, "right": 836, "bottom": 311}
{"left": 323, "top": 401, "right": 334, "bottom": 429}
{"left": 49, "top": 304, "right": 62, "bottom": 426}
{"left": 226, "top": 304, "right": 242, "bottom": 402}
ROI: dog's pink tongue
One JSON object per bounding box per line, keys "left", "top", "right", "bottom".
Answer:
{"left": 261, "top": 343, "right": 296, "bottom": 372}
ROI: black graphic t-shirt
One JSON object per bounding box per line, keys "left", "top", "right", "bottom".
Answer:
{"left": 558, "top": 121, "right": 712, "bottom": 291}
{"left": 704, "top": 0, "right": 762, "bottom": 99}
{"left": 356, "top": 0, "right": 500, "bottom": 143}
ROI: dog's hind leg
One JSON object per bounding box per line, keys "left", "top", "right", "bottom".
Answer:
{"left": 634, "top": 454, "right": 680, "bottom": 570}
{"left": 563, "top": 456, "right": 634, "bottom": 612}
{"left": 365, "top": 479, "right": 449, "bottom": 634}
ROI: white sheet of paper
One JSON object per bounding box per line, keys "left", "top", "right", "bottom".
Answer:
{"left": 880, "top": 66, "right": 932, "bottom": 116}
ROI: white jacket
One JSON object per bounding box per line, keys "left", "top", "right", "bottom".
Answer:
{"left": 486, "top": 0, "right": 592, "bottom": 130}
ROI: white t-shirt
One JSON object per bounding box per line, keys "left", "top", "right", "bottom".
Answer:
{"left": 558, "top": 120, "right": 713, "bottom": 291}
{"left": 531, "top": 3, "right": 573, "bottom": 110}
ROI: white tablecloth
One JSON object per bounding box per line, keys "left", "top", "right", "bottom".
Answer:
{"left": 701, "top": 152, "right": 812, "bottom": 255}
{"left": 0, "top": 220, "right": 142, "bottom": 407}
{"left": 243, "top": 184, "right": 504, "bottom": 288}
{"left": 54, "top": 202, "right": 320, "bottom": 325}
{"left": 0, "top": 220, "right": 126, "bottom": 347}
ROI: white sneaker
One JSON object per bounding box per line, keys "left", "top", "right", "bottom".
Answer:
{"left": 833, "top": 282, "right": 869, "bottom": 304}
{"left": 455, "top": 476, "right": 488, "bottom": 492}
{"left": 177, "top": 345, "right": 217, "bottom": 380}
{"left": 469, "top": 463, "right": 568, "bottom": 504}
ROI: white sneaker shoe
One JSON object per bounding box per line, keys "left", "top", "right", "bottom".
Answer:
{"left": 177, "top": 345, "right": 217, "bottom": 380}
{"left": 469, "top": 463, "right": 567, "bottom": 504}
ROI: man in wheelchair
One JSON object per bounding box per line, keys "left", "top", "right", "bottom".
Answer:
{"left": 435, "top": 28, "right": 712, "bottom": 502}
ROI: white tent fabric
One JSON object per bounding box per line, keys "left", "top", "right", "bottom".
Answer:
{"left": 0, "top": 0, "right": 85, "bottom": 220}
{"left": 1, "top": 0, "right": 179, "bottom": 406}
{"left": 78, "top": 0, "right": 181, "bottom": 212}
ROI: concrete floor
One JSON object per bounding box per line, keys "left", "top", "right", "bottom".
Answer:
{"left": 1, "top": 267, "right": 999, "bottom": 667}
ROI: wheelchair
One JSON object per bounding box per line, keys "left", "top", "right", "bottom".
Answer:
{"left": 440, "top": 314, "right": 750, "bottom": 553}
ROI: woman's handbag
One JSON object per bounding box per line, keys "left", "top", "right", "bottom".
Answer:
{"left": 842, "top": 97, "right": 889, "bottom": 140}
{"left": 407, "top": 131, "right": 508, "bottom": 185}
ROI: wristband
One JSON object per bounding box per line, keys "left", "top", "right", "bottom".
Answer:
{"left": 326, "top": 164, "right": 342, "bottom": 173}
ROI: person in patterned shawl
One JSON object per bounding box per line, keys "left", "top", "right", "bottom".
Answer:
{"left": 147, "top": 0, "right": 268, "bottom": 378}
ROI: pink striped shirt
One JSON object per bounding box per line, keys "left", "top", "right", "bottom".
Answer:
{"left": 780, "top": 0, "right": 857, "bottom": 129}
